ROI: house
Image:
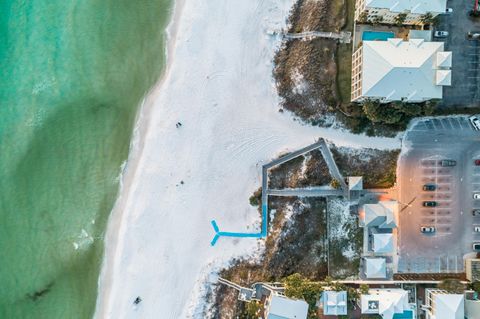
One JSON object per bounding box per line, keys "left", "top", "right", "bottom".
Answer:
{"left": 364, "top": 257, "right": 387, "bottom": 278}
{"left": 360, "top": 201, "right": 397, "bottom": 229}
{"left": 351, "top": 38, "right": 452, "bottom": 103}
{"left": 355, "top": 0, "right": 447, "bottom": 25}
{"left": 373, "top": 233, "right": 394, "bottom": 253}
{"left": 360, "top": 288, "right": 414, "bottom": 319}
{"left": 423, "top": 289, "right": 464, "bottom": 319}
{"left": 321, "top": 290, "right": 348, "bottom": 316}
{"left": 264, "top": 294, "right": 309, "bottom": 319}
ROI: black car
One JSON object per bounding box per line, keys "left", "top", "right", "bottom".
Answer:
{"left": 423, "top": 184, "right": 436, "bottom": 191}
{"left": 423, "top": 201, "right": 437, "bottom": 207}
{"left": 473, "top": 210, "right": 480, "bottom": 216}
{"left": 440, "top": 160, "right": 456, "bottom": 167}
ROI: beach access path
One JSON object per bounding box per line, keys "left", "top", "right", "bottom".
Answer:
{"left": 94, "top": 0, "right": 401, "bottom": 318}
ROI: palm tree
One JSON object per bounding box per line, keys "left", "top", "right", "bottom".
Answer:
{"left": 394, "top": 13, "right": 407, "bottom": 26}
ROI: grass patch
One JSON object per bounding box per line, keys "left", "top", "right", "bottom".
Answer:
{"left": 336, "top": 0, "right": 355, "bottom": 105}
{"left": 331, "top": 146, "right": 400, "bottom": 189}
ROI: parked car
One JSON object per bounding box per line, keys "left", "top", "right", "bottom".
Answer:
{"left": 446, "top": 8, "right": 454, "bottom": 13}
{"left": 423, "top": 201, "right": 437, "bottom": 207}
{"left": 421, "top": 226, "right": 436, "bottom": 233}
{"left": 470, "top": 115, "right": 480, "bottom": 130}
{"left": 434, "top": 31, "right": 449, "bottom": 37}
{"left": 474, "top": 193, "right": 480, "bottom": 199}
{"left": 475, "top": 226, "right": 480, "bottom": 232}
{"left": 474, "top": 243, "right": 480, "bottom": 251}
{"left": 473, "top": 209, "right": 480, "bottom": 216}
{"left": 467, "top": 32, "right": 480, "bottom": 40}
{"left": 475, "top": 159, "right": 480, "bottom": 166}
{"left": 440, "top": 160, "right": 456, "bottom": 167}
{"left": 423, "top": 184, "right": 436, "bottom": 191}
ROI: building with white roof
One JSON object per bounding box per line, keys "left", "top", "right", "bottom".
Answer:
{"left": 264, "top": 294, "right": 308, "bottom": 319}
{"left": 322, "top": 290, "right": 348, "bottom": 316}
{"left": 355, "top": 0, "right": 447, "bottom": 25}
{"left": 360, "top": 200, "right": 397, "bottom": 229}
{"left": 361, "top": 288, "right": 414, "bottom": 319}
{"left": 351, "top": 38, "right": 452, "bottom": 103}
{"left": 348, "top": 176, "right": 363, "bottom": 191}
{"left": 424, "top": 289, "right": 464, "bottom": 319}
{"left": 364, "top": 257, "right": 387, "bottom": 278}
{"left": 373, "top": 233, "right": 394, "bottom": 253}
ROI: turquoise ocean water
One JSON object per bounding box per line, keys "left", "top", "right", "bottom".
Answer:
{"left": 0, "top": 1, "right": 172, "bottom": 317}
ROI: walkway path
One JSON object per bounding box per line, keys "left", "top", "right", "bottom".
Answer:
{"left": 267, "top": 188, "right": 343, "bottom": 197}
{"left": 284, "top": 31, "right": 352, "bottom": 43}
{"left": 318, "top": 139, "right": 348, "bottom": 194}
{"left": 211, "top": 139, "right": 348, "bottom": 245}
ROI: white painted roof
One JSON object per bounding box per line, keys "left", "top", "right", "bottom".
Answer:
{"left": 373, "top": 233, "right": 394, "bottom": 253}
{"left": 323, "top": 291, "right": 348, "bottom": 315}
{"left": 361, "top": 289, "right": 411, "bottom": 319}
{"left": 363, "top": 201, "right": 397, "bottom": 228}
{"left": 361, "top": 39, "right": 451, "bottom": 102}
{"left": 267, "top": 295, "right": 308, "bottom": 319}
{"left": 434, "top": 294, "right": 464, "bottom": 319}
{"left": 348, "top": 176, "right": 363, "bottom": 190}
{"left": 365, "top": 0, "right": 447, "bottom": 14}
{"left": 436, "top": 70, "right": 451, "bottom": 86}
{"left": 365, "top": 257, "right": 387, "bottom": 278}
{"left": 436, "top": 51, "right": 452, "bottom": 68}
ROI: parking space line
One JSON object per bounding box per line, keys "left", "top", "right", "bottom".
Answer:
{"left": 448, "top": 118, "right": 459, "bottom": 130}
{"left": 442, "top": 119, "right": 453, "bottom": 130}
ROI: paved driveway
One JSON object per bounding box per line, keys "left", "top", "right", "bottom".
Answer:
{"left": 435, "top": 0, "right": 480, "bottom": 107}
{"left": 397, "top": 116, "right": 480, "bottom": 273}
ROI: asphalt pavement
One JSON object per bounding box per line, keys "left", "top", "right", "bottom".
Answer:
{"left": 397, "top": 116, "right": 480, "bottom": 273}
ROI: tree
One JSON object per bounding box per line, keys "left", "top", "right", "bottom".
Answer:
{"left": 330, "top": 179, "right": 341, "bottom": 189}
{"left": 359, "top": 284, "right": 370, "bottom": 295}
{"left": 358, "top": 11, "right": 369, "bottom": 24}
{"left": 470, "top": 281, "right": 480, "bottom": 294}
{"left": 371, "top": 15, "right": 383, "bottom": 25}
{"left": 392, "top": 101, "right": 422, "bottom": 116}
{"left": 362, "top": 99, "right": 403, "bottom": 124}
{"left": 438, "top": 279, "right": 465, "bottom": 294}
{"left": 243, "top": 301, "right": 262, "bottom": 318}
{"left": 419, "top": 12, "right": 438, "bottom": 26}
{"left": 347, "top": 286, "right": 360, "bottom": 303}
{"left": 394, "top": 13, "right": 408, "bottom": 26}
{"left": 423, "top": 99, "right": 438, "bottom": 115}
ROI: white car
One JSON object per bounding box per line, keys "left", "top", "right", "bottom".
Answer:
{"left": 474, "top": 193, "right": 480, "bottom": 199}
{"left": 470, "top": 115, "right": 480, "bottom": 130}
{"left": 434, "top": 31, "right": 449, "bottom": 37}
{"left": 446, "top": 8, "right": 453, "bottom": 13}
{"left": 475, "top": 226, "right": 480, "bottom": 232}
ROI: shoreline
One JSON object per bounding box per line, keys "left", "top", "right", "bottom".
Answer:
{"left": 93, "top": 0, "right": 185, "bottom": 317}
{"left": 94, "top": 0, "right": 401, "bottom": 318}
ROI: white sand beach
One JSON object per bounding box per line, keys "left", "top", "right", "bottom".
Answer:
{"left": 94, "top": 0, "right": 401, "bottom": 318}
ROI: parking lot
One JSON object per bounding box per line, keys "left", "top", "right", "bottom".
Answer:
{"left": 435, "top": 0, "right": 480, "bottom": 107}
{"left": 397, "top": 116, "right": 480, "bottom": 273}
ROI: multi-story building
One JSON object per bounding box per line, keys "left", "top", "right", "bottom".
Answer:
{"left": 351, "top": 38, "right": 452, "bottom": 103}
{"left": 423, "top": 289, "right": 464, "bottom": 319}
{"left": 355, "top": 0, "right": 447, "bottom": 25}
